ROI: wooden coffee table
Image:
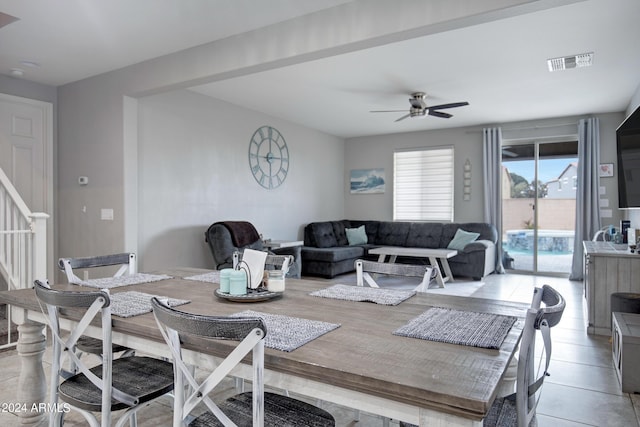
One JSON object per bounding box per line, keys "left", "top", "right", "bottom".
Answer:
{"left": 368, "top": 246, "right": 458, "bottom": 288}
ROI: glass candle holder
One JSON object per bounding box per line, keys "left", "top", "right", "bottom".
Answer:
{"left": 267, "top": 270, "right": 285, "bottom": 292}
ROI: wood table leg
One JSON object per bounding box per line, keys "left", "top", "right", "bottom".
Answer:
{"left": 16, "top": 321, "right": 47, "bottom": 426}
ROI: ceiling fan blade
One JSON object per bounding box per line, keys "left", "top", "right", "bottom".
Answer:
{"left": 427, "top": 101, "right": 469, "bottom": 110}
{"left": 395, "top": 113, "right": 411, "bottom": 122}
{"left": 370, "top": 109, "right": 408, "bottom": 113}
{"left": 428, "top": 110, "right": 453, "bottom": 119}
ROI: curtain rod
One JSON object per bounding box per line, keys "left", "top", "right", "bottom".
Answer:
{"left": 466, "top": 122, "right": 577, "bottom": 134}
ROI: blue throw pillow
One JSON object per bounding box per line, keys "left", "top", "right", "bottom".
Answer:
{"left": 447, "top": 228, "right": 480, "bottom": 250}
{"left": 346, "top": 225, "right": 368, "bottom": 245}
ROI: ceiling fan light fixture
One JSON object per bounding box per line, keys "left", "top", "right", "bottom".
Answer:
{"left": 547, "top": 52, "right": 593, "bottom": 72}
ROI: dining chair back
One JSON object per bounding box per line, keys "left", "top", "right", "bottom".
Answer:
{"left": 58, "top": 253, "right": 137, "bottom": 358}
{"left": 233, "top": 251, "right": 293, "bottom": 275}
{"left": 151, "top": 297, "right": 335, "bottom": 427}
{"left": 58, "top": 252, "right": 136, "bottom": 284}
{"left": 355, "top": 259, "right": 434, "bottom": 292}
{"left": 484, "top": 284, "right": 565, "bottom": 427}
{"left": 400, "top": 284, "right": 565, "bottom": 427}
{"left": 34, "top": 280, "right": 174, "bottom": 427}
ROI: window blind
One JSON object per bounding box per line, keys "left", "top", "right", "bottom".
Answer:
{"left": 394, "top": 147, "right": 454, "bottom": 221}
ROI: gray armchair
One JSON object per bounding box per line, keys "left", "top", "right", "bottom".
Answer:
{"left": 205, "top": 221, "right": 301, "bottom": 278}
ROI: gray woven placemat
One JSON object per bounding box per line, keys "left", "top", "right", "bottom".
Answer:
{"left": 310, "top": 284, "right": 415, "bottom": 306}
{"left": 73, "top": 273, "right": 172, "bottom": 289}
{"left": 230, "top": 310, "right": 340, "bottom": 352}
{"left": 393, "top": 307, "right": 517, "bottom": 349}
{"left": 183, "top": 271, "right": 220, "bottom": 283}
{"left": 110, "top": 291, "right": 190, "bottom": 318}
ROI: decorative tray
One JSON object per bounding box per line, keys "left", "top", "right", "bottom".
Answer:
{"left": 214, "top": 288, "right": 283, "bottom": 302}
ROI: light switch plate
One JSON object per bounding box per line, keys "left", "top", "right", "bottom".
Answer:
{"left": 101, "top": 208, "right": 114, "bottom": 220}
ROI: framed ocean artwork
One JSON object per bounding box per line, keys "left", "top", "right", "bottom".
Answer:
{"left": 350, "top": 168, "right": 385, "bottom": 194}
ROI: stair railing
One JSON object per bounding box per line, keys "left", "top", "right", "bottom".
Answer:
{"left": 0, "top": 166, "right": 48, "bottom": 348}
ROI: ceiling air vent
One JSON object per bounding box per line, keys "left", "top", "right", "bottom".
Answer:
{"left": 547, "top": 52, "right": 593, "bottom": 72}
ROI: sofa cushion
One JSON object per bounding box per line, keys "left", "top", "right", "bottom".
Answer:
{"left": 332, "top": 220, "right": 351, "bottom": 246}
{"left": 346, "top": 225, "right": 368, "bottom": 245}
{"left": 309, "top": 222, "right": 338, "bottom": 248}
{"left": 376, "top": 221, "right": 410, "bottom": 246}
{"left": 406, "top": 223, "right": 442, "bottom": 248}
{"left": 447, "top": 228, "right": 480, "bottom": 250}
{"left": 440, "top": 223, "right": 498, "bottom": 247}
{"left": 349, "top": 220, "right": 380, "bottom": 243}
{"left": 302, "top": 246, "right": 365, "bottom": 263}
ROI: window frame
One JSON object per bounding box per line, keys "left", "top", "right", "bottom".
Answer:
{"left": 393, "top": 145, "right": 455, "bottom": 222}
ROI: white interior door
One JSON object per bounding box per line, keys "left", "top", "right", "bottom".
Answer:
{"left": 0, "top": 93, "right": 54, "bottom": 281}
{"left": 0, "top": 94, "right": 49, "bottom": 211}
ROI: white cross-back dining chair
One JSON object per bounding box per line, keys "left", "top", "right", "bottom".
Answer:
{"left": 355, "top": 259, "right": 434, "bottom": 292}
{"left": 58, "top": 253, "right": 137, "bottom": 361}
{"left": 34, "top": 280, "right": 174, "bottom": 427}
{"left": 232, "top": 251, "right": 293, "bottom": 274}
{"left": 400, "top": 284, "right": 565, "bottom": 427}
{"left": 151, "top": 297, "right": 336, "bottom": 427}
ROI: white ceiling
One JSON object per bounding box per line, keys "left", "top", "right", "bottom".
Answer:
{"left": 1, "top": 0, "right": 639, "bottom": 138}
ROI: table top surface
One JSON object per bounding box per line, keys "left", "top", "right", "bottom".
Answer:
{"left": 0, "top": 267, "right": 526, "bottom": 421}
{"left": 369, "top": 246, "right": 458, "bottom": 258}
{"left": 264, "top": 239, "right": 304, "bottom": 248}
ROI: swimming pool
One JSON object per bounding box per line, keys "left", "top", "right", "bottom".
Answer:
{"left": 504, "top": 229, "right": 574, "bottom": 254}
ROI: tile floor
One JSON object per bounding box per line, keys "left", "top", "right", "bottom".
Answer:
{"left": 0, "top": 272, "right": 638, "bottom": 426}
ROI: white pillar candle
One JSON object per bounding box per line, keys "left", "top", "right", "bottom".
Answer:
{"left": 267, "top": 271, "right": 285, "bottom": 292}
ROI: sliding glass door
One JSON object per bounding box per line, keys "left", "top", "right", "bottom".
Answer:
{"left": 501, "top": 141, "right": 578, "bottom": 275}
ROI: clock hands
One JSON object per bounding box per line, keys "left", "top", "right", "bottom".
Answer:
{"left": 262, "top": 152, "right": 280, "bottom": 163}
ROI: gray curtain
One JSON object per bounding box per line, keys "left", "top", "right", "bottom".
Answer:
{"left": 483, "top": 127, "right": 505, "bottom": 274}
{"left": 570, "top": 117, "right": 601, "bottom": 280}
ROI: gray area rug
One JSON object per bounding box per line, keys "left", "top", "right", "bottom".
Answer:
{"left": 110, "top": 291, "right": 190, "bottom": 318}
{"left": 73, "top": 273, "right": 172, "bottom": 289}
{"left": 231, "top": 310, "right": 340, "bottom": 352}
{"left": 393, "top": 307, "right": 517, "bottom": 349}
{"left": 310, "top": 284, "right": 415, "bottom": 306}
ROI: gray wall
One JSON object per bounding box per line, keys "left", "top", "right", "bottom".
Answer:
{"left": 344, "top": 126, "right": 484, "bottom": 222}
{"left": 56, "top": 75, "right": 345, "bottom": 273}
{"left": 344, "top": 112, "right": 624, "bottom": 228}
{"left": 0, "top": 74, "right": 57, "bottom": 104}
{"left": 137, "top": 90, "right": 343, "bottom": 271}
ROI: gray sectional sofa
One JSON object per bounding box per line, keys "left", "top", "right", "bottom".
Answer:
{"left": 301, "top": 220, "right": 497, "bottom": 280}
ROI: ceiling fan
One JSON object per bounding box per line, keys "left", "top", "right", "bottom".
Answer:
{"left": 370, "top": 92, "right": 469, "bottom": 122}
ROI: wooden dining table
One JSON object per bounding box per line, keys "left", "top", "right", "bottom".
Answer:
{"left": 0, "top": 268, "right": 527, "bottom": 426}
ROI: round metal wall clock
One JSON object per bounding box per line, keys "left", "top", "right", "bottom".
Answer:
{"left": 248, "top": 125, "right": 289, "bottom": 189}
